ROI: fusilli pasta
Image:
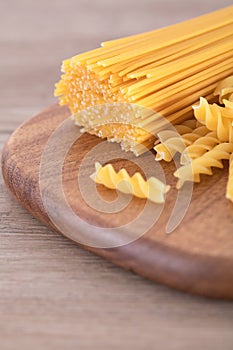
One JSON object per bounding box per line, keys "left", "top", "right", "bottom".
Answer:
{"left": 226, "top": 153, "right": 233, "bottom": 203}
{"left": 174, "top": 119, "right": 200, "bottom": 135}
{"left": 193, "top": 97, "right": 233, "bottom": 142}
{"left": 180, "top": 131, "right": 220, "bottom": 164}
{"left": 90, "top": 162, "right": 170, "bottom": 203}
{"left": 214, "top": 75, "right": 233, "bottom": 103}
{"left": 154, "top": 125, "right": 209, "bottom": 162}
{"left": 174, "top": 143, "right": 233, "bottom": 189}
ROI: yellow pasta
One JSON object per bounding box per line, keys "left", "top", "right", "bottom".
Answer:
{"left": 55, "top": 6, "right": 233, "bottom": 154}
{"left": 174, "top": 143, "right": 233, "bottom": 189}
{"left": 193, "top": 97, "right": 233, "bottom": 142}
{"left": 154, "top": 125, "right": 209, "bottom": 162}
{"left": 180, "top": 131, "right": 220, "bottom": 164}
{"left": 174, "top": 119, "right": 200, "bottom": 135}
{"left": 226, "top": 154, "right": 233, "bottom": 202}
{"left": 90, "top": 162, "right": 170, "bottom": 203}
{"left": 214, "top": 75, "right": 233, "bottom": 103}
{"left": 132, "top": 118, "right": 200, "bottom": 157}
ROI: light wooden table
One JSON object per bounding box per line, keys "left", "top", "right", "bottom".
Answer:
{"left": 1, "top": 1, "right": 233, "bottom": 349}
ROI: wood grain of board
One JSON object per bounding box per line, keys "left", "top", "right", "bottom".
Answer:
{"left": 2, "top": 103, "right": 233, "bottom": 299}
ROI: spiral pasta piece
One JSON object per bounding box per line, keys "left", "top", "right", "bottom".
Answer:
{"left": 180, "top": 131, "right": 220, "bottom": 165}
{"left": 154, "top": 125, "right": 209, "bottom": 162}
{"left": 174, "top": 143, "right": 233, "bottom": 189}
{"left": 226, "top": 154, "right": 233, "bottom": 203}
{"left": 90, "top": 162, "right": 170, "bottom": 203}
{"left": 174, "top": 119, "right": 199, "bottom": 135}
{"left": 214, "top": 75, "right": 233, "bottom": 103}
{"left": 193, "top": 97, "right": 233, "bottom": 142}
{"left": 223, "top": 99, "right": 233, "bottom": 110}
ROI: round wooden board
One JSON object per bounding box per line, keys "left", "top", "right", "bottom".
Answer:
{"left": 2, "top": 104, "right": 233, "bottom": 299}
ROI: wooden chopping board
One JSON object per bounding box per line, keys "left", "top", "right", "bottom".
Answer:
{"left": 2, "top": 104, "right": 233, "bottom": 299}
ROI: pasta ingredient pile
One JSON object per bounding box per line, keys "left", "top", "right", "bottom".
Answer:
{"left": 91, "top": 76, "right": 233, "bottom": 204}
{"left": 55, "top": 6, "right": 233, "bottom": 155}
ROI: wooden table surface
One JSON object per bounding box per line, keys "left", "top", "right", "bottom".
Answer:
{"left": 1, "top": 1, "right": 233, "bottom": 349}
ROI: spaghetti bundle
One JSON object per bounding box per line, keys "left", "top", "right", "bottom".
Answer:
{"left": 55, "top": 6, "right": 233, "bottom": 154}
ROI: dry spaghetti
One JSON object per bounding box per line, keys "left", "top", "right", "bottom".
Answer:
{"left": 55, "top": 6, "right": 233, "bottom": 155}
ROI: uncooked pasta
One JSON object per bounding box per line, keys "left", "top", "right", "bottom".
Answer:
{"left": 55, "top": 6, "right": 233, "bottom": 154}
{"left": 174, "top": 143, "right": 233, "bottom": 188}
{"left": 89, "top": 75, "right": 233, "bottom": 204}
{"left": 174, "top": 119, "right": 200, "bottom": 135}
{"left": 193, "top": 97, "right": 233, "bottom": 142}
{"left": 180, "top": 131, "right": 220, "bottom": 164}
{"left": 214, "top": 75, "right": 233, "bottom": 103}
{"left": 90, "top": 162, "right": 170, "bottom": 203}
{"left": 154, "top": 125, "right": 209, "bottom": 162}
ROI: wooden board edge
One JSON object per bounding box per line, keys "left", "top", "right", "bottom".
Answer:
{"left": 1, "top": 107, "right": 233, "bottom": 300}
